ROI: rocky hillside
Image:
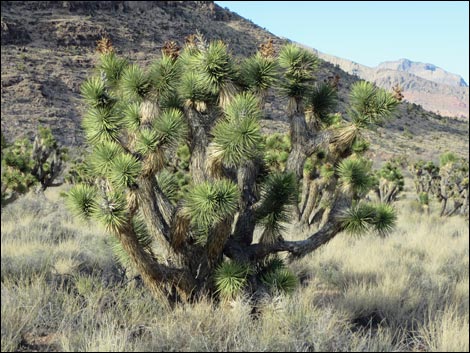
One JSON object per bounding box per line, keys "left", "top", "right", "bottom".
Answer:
{"left": 307, "top": 48, "right": 469, "bottom": 119}
{"left": 1, "top": 1, "right": 468, "bottom": 163}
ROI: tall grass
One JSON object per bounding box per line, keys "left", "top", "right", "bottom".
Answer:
{"left": 1, "top": 188, "right": 468, "bottom": 352}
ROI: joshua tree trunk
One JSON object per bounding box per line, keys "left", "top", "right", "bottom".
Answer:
{"left": 233, "top": 161, "right": 259, "bottom": 245}
{"left": 186, "top": 106, "right": 210, "bottom": 183}
{"left": 286, "top": 106, "right": 309, "bottom": 180}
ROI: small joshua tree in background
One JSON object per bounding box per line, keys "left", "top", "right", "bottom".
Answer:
{"left": 372, "top": 160, "right": 405, "bottom": 204}
{"left": 1, "top": 127, "right": 66, "bottom": 205}
{"left": 68, "top": 36, "right": 400, "bottom": 304}
{"left": 410, "top": 153, "right": 469, "bottom": 217}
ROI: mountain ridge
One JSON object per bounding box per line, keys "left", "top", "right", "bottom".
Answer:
{"left": 377, "top": 58, "right": 468, "bottom": 88}
{"left": 1, "top": 1, "right": 468, "bottom": 163}
{"left": 302, "top": 45, "right": 469, "bottom": 119}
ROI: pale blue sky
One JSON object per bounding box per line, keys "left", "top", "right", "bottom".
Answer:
{"left": 216, "top": 1, "right": 469, "bottom": 84}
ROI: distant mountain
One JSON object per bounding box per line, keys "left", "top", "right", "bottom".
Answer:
{"left": 377, "top": 59, "right": 468, "bottom": 88}
{"left": 304, "top": 48, "right": 469, "bottom": 119}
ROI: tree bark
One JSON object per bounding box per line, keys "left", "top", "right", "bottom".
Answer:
{"left": 233, "top": 160, "right": 258, "bottom": 245}
{"left": 225, "top": 195, "right": 351, "bottom": 262}
{"left": 114, "top": 222, "right": 196, "bottom": 303}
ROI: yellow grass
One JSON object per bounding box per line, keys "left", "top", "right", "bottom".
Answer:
{"left": 1, "top": 189, "right": 468, "bottom": 352}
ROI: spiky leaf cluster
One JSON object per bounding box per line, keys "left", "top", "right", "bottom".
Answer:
{"left": 185, "top": 179, "right": 240, "bottom": 229}
{"left": 240, "top": 53, "right": 278, "bottom": 96}
{"left": 149, "top": 54, "right": 181, "bottom": 100}
{"left": 278, "top": 44, "right": 318, "bottom": 99}
{"left": 337, "top": 158, "right": 374, "bottom": 198}
{"left": 256, "top": 172, "right": 297, "bottom": 233}
{"left": 89, "top": 141, "right": 124, "bottom": 176}
{"left": 340, "top": 202, "right": 396, "bottom": 236}
{"left": 153, "top": 108, "right": 187, "bottom": 149}
{"left": 214, "top": 261, "right": 252, "bottom": 299}
{"left": 98, "top": 52, "right": 128, "bottom": 88}
{"left": 257, "top": 256, "right": 298, "bottom": 294}
{"left": 81, "top": 76, "right": 115, "bottom": 108}
{"left": 120, "top": 64, "right": 151, "bottom": 101}
{"left": 82, "top": 106, "right": 122, "bottom": 144}
{"left": 66, "top": 184, "right": 98, "bottom": 220}
{"left": 261, "top": 267, "right": 298, "bottom": 294}
{"left": 307, "top": 82, "right": 338, "bottom": 125}
{"left": 178, "top": 71, "right": 215, "bottom": 105}
{"left": 108, "top": 153, "right": 141, "bottom": 189}
{"left": 196, "top": 40, "right": 236, "bottom": 96}
{"left": 94, "top": 190, "right": 129, "bottom": 232}
{"left": 211, "top": 93, "right": 264, "bottom": 167}
{"left": 349, "top": 81, "right": 399, "bottom": 127}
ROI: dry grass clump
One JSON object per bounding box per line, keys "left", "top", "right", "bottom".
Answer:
{"left": 1, "top": 188, "right": 468, "bottom": 352}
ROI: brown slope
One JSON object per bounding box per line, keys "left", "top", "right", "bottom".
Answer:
{"left": 1, "top": 1, "right": 468, "bottom": 163}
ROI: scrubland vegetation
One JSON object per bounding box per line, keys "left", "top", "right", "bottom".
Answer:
{"left": 1, "top": 187, "right": 468, "bottom": 352}
{"left": 1, "top": 36, "right": 468, "bottom": 352}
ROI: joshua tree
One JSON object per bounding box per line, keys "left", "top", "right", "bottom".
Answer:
{"left": 1, "top": 127, "right": 65, "bottom": 204}
{"left": 436, "top": 153, "right": 469, "bottom": 217}
{"left": 372, "top": 160, "right": 404, "bottom": 204}
{"left": 30, "top": 127, "right": 66, "bottom": 191}
{"left": 410, "top": 153, "right": 469, "bottom": 217}
{"left": 68, "top": 37, "right": 399, "bottom": 304}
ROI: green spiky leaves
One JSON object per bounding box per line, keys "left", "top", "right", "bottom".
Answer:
{"left": 66, "top": 184, "right": 98, "bottom": 220}
{"left": 109, "top": 153, "right": 141, "bottom": 189}
{"left": 214, "top": 261, "right": 252, "bottom": 299}
{"left": 121, "top": 64, "right": 151, "bottom": 101}
{"left": 261, "top": 268, "right": 298, "bottom": 294}
{"left": 223, "top": 91, "right": 263, "bottom": 121}
{"left": 122, "top": 102, "right": 141, "bottom": 131}
{"left": 135, "top": 108, "right": 187, "bottom": 155}
{"left": 185, "top": 179, "right": 240, "bottom": 229}
{"left": 210, "top": 117, "right": 262, "bottom": 166}
{"left": 340, "top": 202, "right": 396, "bottom": 237}
{"left": 256, "top": 172, "right": 297, "bottom": 234}
{"left": 307, "top": 82, "right": 338, "bottom": 124}
{"left": 89, "top": 141, "right": 140, "bottom": 189}
{"left": 81, "top": 77, "right": 115, "bottom": 109}
{"left": 258, "top": 256, "right": 298, "bottom": 294}
{"left": 89, "top": 141, "right": 124, "bottom": 176}
{"left": 82, "top": 106, "right": 122, "bottom": 145}
{"left": 153, "top": 108, "right": 187, "bottom": 149}
{"left": 149, "top": 55, "right": 181, "bottom": 100}
{"left": 349, "top": 81, "right": 399, "bottom": 127}
{"left": 98, "top": 52, "right": 128, "bottom": 88}
{"left": 197, "top": 40, "right": 236, "bottom": 100}
{"left": 371, "top": 203, "right": 397, "bottom": 236}
{"left": 278, "top": 44, "right": 318, "bottom": 99}
{"left": 240, "top": 53, "right": 278, "bottom": 96}
{"left": 211, "top": 93, "right": 263, "bottom": 167}
{"left": 67, "top": 183, "right": 130, "bottom": 232}
{"left": 94, "top": 190, "right": 129, "bottom": 232}
{"left": 337, "top": 158, "right": 374, "bottom": 198}
{"left": 178, "top": 71, "right": 215, "bottom": 105}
